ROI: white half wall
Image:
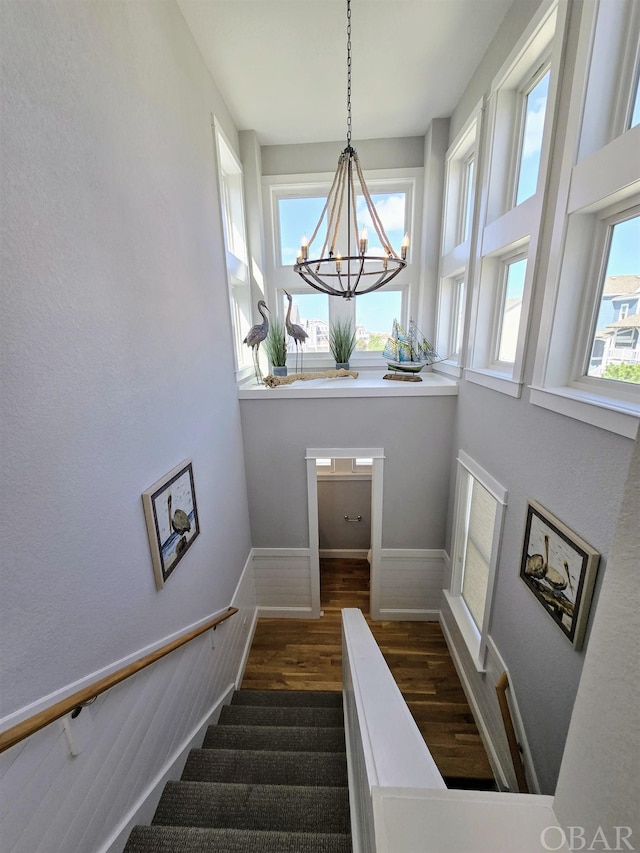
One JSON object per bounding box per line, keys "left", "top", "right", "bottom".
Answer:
{"left": 253, "top": 548, "right": 314, "bottom": 617}
{"left": 375, "top": 549, "right": 445, "bottom": 620}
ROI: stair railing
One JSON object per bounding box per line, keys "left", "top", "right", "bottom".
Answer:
{"left": 0, "top": 606, "right": 238, "bottom": 754}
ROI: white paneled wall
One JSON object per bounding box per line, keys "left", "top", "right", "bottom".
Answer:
{"left": 0, "top": 561, "right": 257, "bottom": 853}
{"left": 253, "top": 548, "right": 313, "bottom": 617}
{"left": 375, "top": 550, "right": 445, "bottom": 620}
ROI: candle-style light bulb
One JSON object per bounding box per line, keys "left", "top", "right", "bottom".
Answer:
{"left": 335, "top": 253, "right": 342, "bottom": 273}
{"left": 401, "top": 232, "right": 410, "bottom": 260}
{"left": 300, "top": 235, "right": 309, "bottom": 260}
{"left": 359, "top": 227, "right": 368, "bottom": 254}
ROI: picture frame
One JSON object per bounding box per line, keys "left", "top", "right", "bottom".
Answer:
{"left": 519, "top": 500, "right": 600, "bottom": 650}
{"left": 142, "top": 460, "right": 200, "bottom": 589}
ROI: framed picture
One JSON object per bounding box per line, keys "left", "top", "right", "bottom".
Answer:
{"left": 142, "top": 460, "right": 200, "bottom": 589}
{"left": 519, "top": 500, "right": 600, "bottom": 650}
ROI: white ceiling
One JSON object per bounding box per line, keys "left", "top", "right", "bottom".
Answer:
{"left": 177, "top": 0, "right": 515, "bottom": 147}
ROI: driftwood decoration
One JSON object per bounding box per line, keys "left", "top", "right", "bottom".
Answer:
{"left": 495, "top": 671, "right": 529, "bottom": 793}
{"left": 383, "top": 373, "right": 423, "bottom": 382}
{"left": 264, "top": 368, "right": 359, "bottom": 388}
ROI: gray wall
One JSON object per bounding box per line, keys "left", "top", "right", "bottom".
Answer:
{"left": 262, "top": 136, "right": 426, "bottom": 176}
{"left": 0, "top": 0, "right": 252, "bottom": 718}
{"left": 318, "top": 479, "right": 372, "bottom": 550}
{"left": 239, "top": 397, "right": 456, "bottom": 550}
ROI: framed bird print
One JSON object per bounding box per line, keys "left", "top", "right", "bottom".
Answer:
{"left": 142, "top": 460, "right": 200, "bottom": 589}
{"left": 519, "top": 500, "right": 599, "bottom": 650}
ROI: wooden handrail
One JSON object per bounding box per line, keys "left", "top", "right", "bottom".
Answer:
{"left": 0, "top": 606, "right": 238, "bottom": 754}
{"left": 495, "top": 671, "right": 529, "bottom": 793}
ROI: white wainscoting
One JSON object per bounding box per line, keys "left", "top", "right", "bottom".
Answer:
{"left": 253, "top": 547, "right": 315, "bottom": 618}
{"left": 0, "top": 557, "right": 257, "bottom": 853}
{"left": 439, "top": 572, "right": 541, "bottom": 794}
{"left": 374, "top": 549, "right": 445, "bottom": 620}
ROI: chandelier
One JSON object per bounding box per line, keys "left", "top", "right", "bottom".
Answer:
{"left": 293, "top": 0, "right": 408, "bottom": 299}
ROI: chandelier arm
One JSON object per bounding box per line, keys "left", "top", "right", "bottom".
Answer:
{"left": 356, "top": 261, "right": 405, "bottom": 295}
{"left": 296, "top": 263, "right": 346, "bottom": 297}
{"left": 354, "top": 155, "right": 398, "bottom": 257}
{"left": 350, "top": 256, "right": 367, "bottom": 294}
{"left": 349, "top": 156, "right": 359, "bottom": 250}
{"left": 329, "top": 159, "right": 348, "bottom": 257}
{"left": 307, "top": 152, "right": 341, "bottom": 257}
{"left": 316, "top": 154, "right": 344, "bottom": 258}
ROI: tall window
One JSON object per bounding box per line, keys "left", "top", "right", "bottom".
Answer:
{"left": 264, "top": 170, "right": 421, "bottom": 366}
{"left": 436, "top": 112, "right": 480, "bottom": 373}
{"left": 466, "top": 1, "right": 561, "bottom": 397}
{"left": 446, "top": 452, "right": 507, "bottom": 670}
{"left": 215, "top": 124, "right": 252, "bottom": 372}
{"left": 461, "top": 478, "right": 497, "bottom": 629}
{"left": 515, "top": 67, "right": 551, "bottom": 206}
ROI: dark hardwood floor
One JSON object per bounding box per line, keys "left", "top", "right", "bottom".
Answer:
{"left": 242, "top": 558, "right": 494, "bottom": 785}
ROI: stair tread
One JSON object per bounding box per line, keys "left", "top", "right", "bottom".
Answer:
{"left": 153, "top": 780, "right": 351, "bottom": 834}
{"left": 124, "top": 825, "right": 352, "bottom": 853}
{"left": 183, "top": 748, "right": 348, "bottom": 786}
{"left": 202, "top": 724, "right": 346, "bottom": 753}
{"left": 218, "top": 704, "right": 343, "bottom": 728}
{"left": 231, "top": 689, "right": 343, "bottom": 708}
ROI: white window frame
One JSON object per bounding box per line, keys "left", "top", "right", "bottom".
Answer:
{"left": 445, "top": 451, "right": 507, "bottom": 672}
{"left": 492, "top": 250, "right": 528, "bottom": 367}
{"left": 435, "top": 107, "right": 482, "bottom": 376}
{"left": 214, "top": 120, "right": 253, "bottom": 379}
{"left": 465, "top": 0, "right": 564, "bottom": 398}
{"left": 263, "top": 168, "right": 422, "bottom": 371}
{"left": 531, "top": 0, "right": 640, "bottom": 439}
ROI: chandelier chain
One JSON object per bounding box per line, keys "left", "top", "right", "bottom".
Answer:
{"left": 346, "top": 0, "right": 352, "bottom": 146}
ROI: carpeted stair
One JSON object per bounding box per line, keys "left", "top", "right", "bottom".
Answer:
{"left": 124, "top": 690, "right": 352, "bottom": 853}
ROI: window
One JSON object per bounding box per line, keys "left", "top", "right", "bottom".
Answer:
{"left": 587, "top": 215, "right": 640, "bottom": 383}
{"left": 278, "top": 196, "right": 327, "bottom": 266}
{"left": 281, "top": 290, "right": 330, "bottom": 353}
{"left": 631, "top": 74, "right": 640, "bottom": 129}
{"left": 496, "top": 256, "right": 527, "bottom": 364}
{"left": 215, "top": 123, "right": 252, "bottom": 374}
{"left": 445, "top": 452, "right": 507, "bottom": 670}
{"left": 531, "top": 0, "right": 640, "bottom": 438}
{"left": 435, "top": 111, "right": 480, "bottom": 373}
{"left": 355, "top": 289, "right": 404, "bottom": 352}
{"left": 466, "top": 0, "right": 562, "bottom": 397}
{"left": 460, "top": 155, "right": 476, "bottom": 243}
{"left": 264, "top": 169, "right": 421, "bottom": 368}
{"left": 515, "top": 66, "right": 551, "bottom": 206}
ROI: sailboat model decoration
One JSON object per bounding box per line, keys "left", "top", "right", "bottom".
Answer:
{"left": 383, "top": 320, "right": 439, "bottom": 373}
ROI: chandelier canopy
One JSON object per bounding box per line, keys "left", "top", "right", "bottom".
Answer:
{"left": 293, "top": 0, "right": 408, "bottom": 299}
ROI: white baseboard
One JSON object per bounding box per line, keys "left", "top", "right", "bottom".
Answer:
{"left": 439, "top": 613, "right": 510, "bottom": 791}
{"left": 377, "top": 608, "right": 441, "bottom": 622}
{"left": 320, "top": 549, "right": 369, "bottom": 559}
{"left": 257, "top": 605, "right": 316, "bottom": 619}
{"left": 101, "top": 682, "right": 235, "bottom": 853}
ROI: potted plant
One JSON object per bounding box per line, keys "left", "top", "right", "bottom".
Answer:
{"left": 330, "top": 319, "right": 356, "bottom": 369}
{"left": 265, "top": 319, "right": 288, "bottom": 376}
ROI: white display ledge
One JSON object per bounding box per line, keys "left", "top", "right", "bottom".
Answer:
{"left": 238, "top": 370, "right": 458, "bottom": 399}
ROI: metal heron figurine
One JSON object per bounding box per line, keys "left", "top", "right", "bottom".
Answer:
{"left": 284, "top": 291, "right": 309, "bottom": 372}
{"left": 243, "top": 299, "right": 270, "bottom": 384}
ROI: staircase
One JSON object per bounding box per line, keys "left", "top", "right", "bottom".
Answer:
{"left": 124, "top": 689, "right": 352, "bottom": 852}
